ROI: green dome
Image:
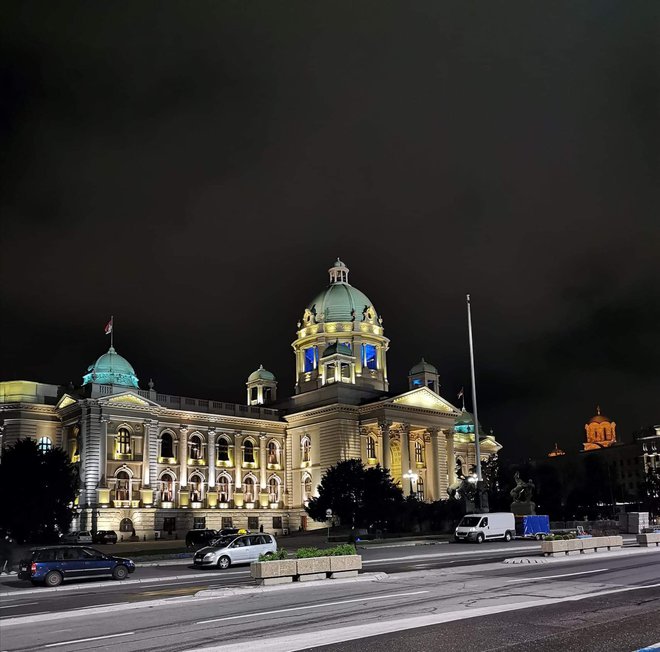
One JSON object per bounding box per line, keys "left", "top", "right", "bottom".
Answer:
{"left": 82, "top": 347, "right": 139, "bottom": 388}
{"left": 321, "top": 341, "right": 353, "bottom": 358}
{"left": 409, "top": 358, "right": 438, "bottom": 375}
{"left": 454, "top": 408, "right": 485, "bottom": 435}
{"left": 308, "top": 284, "right": 375, "bottom": 323}
{"left": 248, "top": 365, "right": 276, "bottom": 383}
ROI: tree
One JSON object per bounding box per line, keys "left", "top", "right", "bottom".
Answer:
{"left": 642, "top": 466, "right": 660, "bottom": 517}
{"left": 306, "top": 459, "right": 403, "bottom": 530}
{"left": 0, "top": 438, "right": 79, "bottom": 543}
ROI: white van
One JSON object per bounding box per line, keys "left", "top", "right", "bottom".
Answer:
{"left": 454, "top": 512, "right": 515, "bottom": 543}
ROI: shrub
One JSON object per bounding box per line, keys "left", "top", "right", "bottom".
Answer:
{"left": 258, "top": 549, "right": 288, "bottom": 562}
{"left": 294, "top": 544, "right": 358, "bottom": 559}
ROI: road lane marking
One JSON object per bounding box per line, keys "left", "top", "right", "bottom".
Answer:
{"left": 44, "top": 631, "right": 135, "bottom": 647}
{"left": 0, "top": 602, "right": 39, "bottom": 609}
{"left": 196, "top": 590, "right": 430, "bottom": 625}
{"left": 506, "top": 568, "right": 609, "bottom": 582}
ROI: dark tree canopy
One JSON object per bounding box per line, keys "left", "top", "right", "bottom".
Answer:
{"left": 0, "top": 438, "right": 79, "bottom": 543}
{"left": 306, "top": 459, "right": 403, "bottom": 529}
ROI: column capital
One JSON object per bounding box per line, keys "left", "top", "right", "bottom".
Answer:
{"left": 399, "top": 422, "right": 411, "bottom": 435}
{"left": 100, "top": 416, "right": 111, "bottom": 424}
{"left": 208, "top": 427, "right": 216, "bottom": 436}
{"left": 259, "top": 433, "right": 267, "bottom": 441}
{"left": 377, "top": 418, "right": 393, "bottom": 431}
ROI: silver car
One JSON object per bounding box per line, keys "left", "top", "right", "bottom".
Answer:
{"left": 193, "top": 534, "right": 277, "bottom": 570}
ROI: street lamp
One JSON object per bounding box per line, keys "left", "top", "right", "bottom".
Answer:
{"left": 403, "top": 469, "right": 419, "bottom": 497}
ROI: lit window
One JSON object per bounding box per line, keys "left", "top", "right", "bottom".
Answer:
{"left": 415, "top": 441, "right": 424, "bottom": 464}
{"left": 362, "top": 344, "right": 377, "bottom": 370}
{"left": 304, "top": 347, "right": 317, "bottom": 372}
{"left": 189, "top": 474, "right": 204, "bottom": 502}
{"left": 189, "top": 434, "right": 202, "bottom": 460}
{"left": 244, "top": 477, "right": 255, "bottom": 502}
{"left": 37, "top": 436, "right": 52, "bottom": 454}
{"left": 160, "top": 473, "right": 174, "bottom": 502}
{"left": 116, "top": 471, "right": 130, "bottom": 501}
{"left": 268, "top": 441, "right": 279, "bottom": 465}
{"left": 244, "top": 440, "right": 255, "bottom": 464}
{"left": 366, "top": 437, "right": 376, "bottom": 459}
{"left": 303, "top": 475, "right": 313, "bottom": 501}
{"left": 117, "top": 429, "right": 131, "bottom": 455}
{"left": 268, "top": 477, "right": 280, "bottom": 502}
{"left": 416, "top": 478, "right": 425, "bottom": 500}
{"left": 218, "top": 475, "right": 230, "bottom": 502}
{"left": 301, "top": 437, "right": 311, "bottom": 463}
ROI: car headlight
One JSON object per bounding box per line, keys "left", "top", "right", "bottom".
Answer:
{"left": 204, "top": 553, "right": 215, "bottom": 560}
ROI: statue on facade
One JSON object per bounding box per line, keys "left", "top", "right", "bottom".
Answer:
{"left": 510, "top": 471, "right": 536, "bottom": 515}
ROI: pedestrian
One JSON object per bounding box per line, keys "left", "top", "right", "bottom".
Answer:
{"left": 259, "top": 524, "right": 264, "bottom": 533}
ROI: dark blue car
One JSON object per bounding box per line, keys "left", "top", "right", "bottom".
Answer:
{"left": 18, "top": 546, "right": 136, "bottom": 587}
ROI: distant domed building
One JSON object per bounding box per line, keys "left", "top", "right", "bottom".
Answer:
{"left": 583, "top": 405, "right": 617, "bottom": 450}
{"left": 1, "top": 259, "right": 502, "bottom": 536}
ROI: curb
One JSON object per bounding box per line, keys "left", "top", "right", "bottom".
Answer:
{"left": 503, "top": 545, "right": 660, "bottom": 566}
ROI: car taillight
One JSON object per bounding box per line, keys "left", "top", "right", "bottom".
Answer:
{"left": 31, "top": 563, "right": 37, "bottom": 574}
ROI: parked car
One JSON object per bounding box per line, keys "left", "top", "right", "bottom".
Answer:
{"left": 218, "top": 527, "right": 249, "bottom": 537}
{"left": 18, "top": 546, "right": 136, "bottom": 587}
{"left": 193, "top": 534, "right": 276, "bottom": 569}
{"left": 185, "top": 529, "right": 219, "bottom": 550}
{"left": 60, "top": 531, "right": 93, "bottom": 544}
{"left": 92, "top": 530, "right": 118, "bottom": 544}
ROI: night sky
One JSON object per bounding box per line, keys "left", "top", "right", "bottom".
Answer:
{"left": 1, "top": 2, "right": 658, "bottom": 460}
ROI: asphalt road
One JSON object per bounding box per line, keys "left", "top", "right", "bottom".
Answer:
{"left": 1, "top": 543, "right": 659, "bottom": 652}
{"left": 0, "top": 540, "right": 545, "bottom": 617}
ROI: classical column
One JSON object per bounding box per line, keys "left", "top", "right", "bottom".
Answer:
{"left": 208, "top": 428, "right": 216, "bottom": 488}
{"left": 99, "top": 416, "right": 109, "bottom": 487}
{"left": 400, "top": 423, "right": 411, "bottom": 495}
{"left": 143, "top": 422, "right": 150, "bottom": 487}
{"left": 446, "top": 432, "right": 456, "bottom": 487}
{"left": 430, "top": 428, "right": 442, "bottom": 500}
{"left": 179, "top": 427, "right": 189, "bottom": 486}
{"left": 234, "top": 432, "right": 243, "bottom": 488}
{"left": 378, "top": 420, "right": 391, "bottom": 471}
{"left": 259, "top": 434, "right": 268, "bottom": 489}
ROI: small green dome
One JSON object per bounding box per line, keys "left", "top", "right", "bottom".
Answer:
{"left": 321, "top": 341, "right": 353, "bottom": 358}
{"left": 409, "top": 358, "right": 438, "bottom": 375}
{"left": 454, "top": 408, "right": 485, "bottom": 435}
{"left": 82, "top": 347, "right": 139, "bottom": 388}
{"left": 248, "top": 365, "right": 276, "bottom": 383}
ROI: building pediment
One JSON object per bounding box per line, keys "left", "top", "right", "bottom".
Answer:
{"left": 389, "top": 387, "right": 459, "bottom": 414}
{"left": 56, "top": 394, "right": 78, "bottom": 409}
{"left": 99, "top": 391, "right": 160, "bottom": 408}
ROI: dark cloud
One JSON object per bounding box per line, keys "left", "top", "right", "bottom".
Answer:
{"left": 1, "top": 1, "right": 658, "bottom": 459}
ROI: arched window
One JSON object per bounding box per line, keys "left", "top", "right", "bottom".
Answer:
{"left": 416, "top": 477, "right": 425, "bottom": 501}
{"left": 217, "top": 474, "right": 231, "bottom": 503}
{"left": 415, "top": 441, "right": 424, "bottom": 464}
{"left": 268, "top": 476, "right": 281, "bottom": 503}
{"left": 301, "top": 436, "right": 311, "bottom": 463}
{"left": 161, "top": 433, "right": 174, "bottom": 459}
{"left": 116, "top": 470, "right": 130, "bottom": 501}
{"left": 268, "top": 441, "right": 280, "bottom": 465}
{"left": 37, "top": 436, "right": 52, "bottom": 454}
{"left": 303, "top": 475, "right": 313, "bottom": 502}
{"left": 366, "top": 437, "right": 376, "bottom": 459}
{"left": 117, "top": 428, "right": 131, "bottom": 455}
{"left": 160, "top": 472, "right": 175, "bottom": 503}
{"left": 189, "top": 434, "right": 203, "bottom": 461}
{"left": 244, "top": 476, "right": 255, "bottom": 503}
{"left": 217, "top": 437, "right": 230, "bottom": 462}
{"left": 189, "top": 473, "right": 204, "bottom": 502}
{"left": 243, "top": 440, "right": 255, "bottom": 464}
{"left": 119, "top": 517, "right": 134, "bottom": 533}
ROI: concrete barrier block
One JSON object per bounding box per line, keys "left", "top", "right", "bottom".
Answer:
{"left": 296, "top": 557, "right": 331, "bottom": 576}
{"left": 329, "top": 555, "right": 362, "bottom": 573}
{"left": 297, "top": 572, "right": 327, "bottom": 582}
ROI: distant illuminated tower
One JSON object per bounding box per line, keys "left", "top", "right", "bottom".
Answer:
{"left": 583, "top": 405, "right": 617, "bottom": 450}
{"left": 292, "top": 259, "right": 389, "bottom": 395}
{"left": 246, "top": 365, "right": 277, "bottom": 405}
{"left": 548, "top": 442, "right": 566, "bottom": 457}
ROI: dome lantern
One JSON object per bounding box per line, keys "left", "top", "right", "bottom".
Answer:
{"left": 328, "top": 258, "right": 349, "bottom": 284}
{"left": 246, "top": 365, "right": 277, "bottom": 406}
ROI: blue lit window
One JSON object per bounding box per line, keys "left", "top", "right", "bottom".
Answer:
{"left": 362, "top": 344, "right": 377, "bottom": 370}
{"left": 412, "top": 378, "right": 422, "bottom": 387}
{"left": 304, "top": 347, "right": 317, "bottom": 372}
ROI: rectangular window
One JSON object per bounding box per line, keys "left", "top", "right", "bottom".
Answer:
{"left": 248, "top": 516, "right": 259, "bottom": 530}
{"left": 221, "top": 517, "right": 233, "bottom": 529}
{"left": 193, "top": 517, "right": 206, "bottom": 530}
{"left": 163, "top": 517, "right": 176, "bottom": 534}
{"left": 273, "top": 516, "right": 283, "bottom": 529}
{"left": 304, "top": 347, "right": 317, "bottom": 372}
{"left": 362, "top": 344, "right": 377, "bottom": 370}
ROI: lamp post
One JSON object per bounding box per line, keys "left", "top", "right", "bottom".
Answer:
{"left": 325, "top": 508, "right": 333, "bottom": 542}
{"left": 403, "top": 469, "right": 419, "bottom": 497}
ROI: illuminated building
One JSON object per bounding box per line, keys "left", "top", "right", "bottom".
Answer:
{"left": 0, "top": 259, "right": 501, "bottom": 537}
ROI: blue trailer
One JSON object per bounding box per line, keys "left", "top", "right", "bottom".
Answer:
{"left": 515, "top": 515, "right": 551, "bottom": 539}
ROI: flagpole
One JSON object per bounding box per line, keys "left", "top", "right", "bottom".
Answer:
{"left": 111, "top": 315, "right": 114, "bottom": 349}
{"left": 466, "top": 294, "right": 482, "bottom": 482}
